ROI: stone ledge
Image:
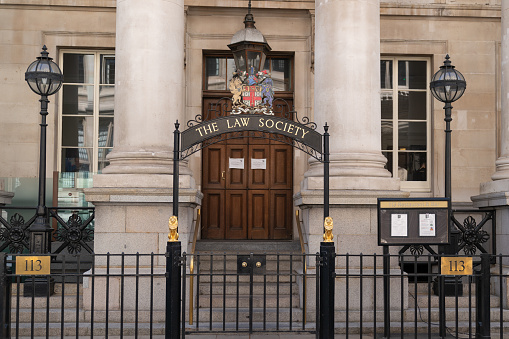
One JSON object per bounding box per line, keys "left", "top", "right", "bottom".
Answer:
{"left": 84, "top": 187, "right": 203, "bottom": 205}
{"left": 471, "top": 191, "right": 509, "bottom": 208}
{"left": 294, "top": 189, "right": 409, "bottom": 206}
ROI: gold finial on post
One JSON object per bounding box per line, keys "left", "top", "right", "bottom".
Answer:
{"left": 168, "top": 215, "right": 179, "bottom": 242}
{"left": 323, "top": 216, "right": 333, "bottom": 242}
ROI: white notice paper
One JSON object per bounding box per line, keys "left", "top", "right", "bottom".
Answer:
{"left": 229, "top": 158, "right": 245, "bottom": 169}
{"left": 251, "top": 158, "right": 267, "bottom": 170}
{"left": 391, "top": 214, "right": 408, "bottom": 237}
{"left": 419, "top": 213, "right": 436, "bottom": 237}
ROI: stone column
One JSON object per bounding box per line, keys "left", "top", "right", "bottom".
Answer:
{"left": 296, "top": 0, "right": 404, "bottom": 257}
{"left": 84, "top": 0, "right": 200, "bottom": 257}
{"left": 472, "top": 0, "right": 509, "bottom": 308}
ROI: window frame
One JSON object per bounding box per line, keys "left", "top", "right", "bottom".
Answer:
{"left": 202, "top": 51, "right": 294, "bottom": 99}
{"left": 58, "top": 49, "right": 115, "bottom": 175}
{"left": 381, "top": 56, "right": 432, "bottom": 192}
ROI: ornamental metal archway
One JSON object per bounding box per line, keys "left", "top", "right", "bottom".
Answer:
{"left": 171, "top": 97, "right": 330, "bottom": 230}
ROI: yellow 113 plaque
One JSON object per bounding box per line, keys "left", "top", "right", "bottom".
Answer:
{"left": 15, "top": 256, "right": 51, "bottom": 275}
{"left": 440, "top": 257, "right": 473, "bottom": 276}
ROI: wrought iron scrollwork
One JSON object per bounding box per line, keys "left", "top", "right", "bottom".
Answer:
{"left": 458, "top": 215, "right": 490, "bottom": 255}
{"left": 51, "top": 209, "right": 94, "bottom": 254}
{"left": 409, "top": 245, "right": 424, "bottom": 256}
{"left": 0, "top": 213, "right": 31, "bottom": 253}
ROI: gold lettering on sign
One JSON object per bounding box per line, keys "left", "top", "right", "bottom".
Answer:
{"left": 258, "top": 118, "right": 311, "bottom": 140}
{"left": 196, "top": 122, "right": 219, "bottom": 137}
{"left": 227, "top": 118, "right": 250, "bottom": 129}
{"left": 379, "top": 201, "right": 448, "bottom": 209}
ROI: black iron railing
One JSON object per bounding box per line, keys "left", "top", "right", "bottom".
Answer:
{"left": 0, "top": 207, "right": 95, "bottom": 255}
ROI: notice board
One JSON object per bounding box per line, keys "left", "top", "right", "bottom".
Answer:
{"left": 377, "top": 198, "right": 450, "bottom": 246}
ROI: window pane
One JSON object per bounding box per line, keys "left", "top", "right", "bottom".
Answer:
{"left": 61, "top": 148, "right": 92, "bottom": 172}
{"left": 99, "top": 86, "right": 115, "bottom": 115}
{"left": 263, "top": 58, "right": 270, "bottom": 72}
{"left": 62, "top": 116, "right": 94, "bottom": 147}
{"left": 62, "top": 85, "right": 94, "bottom": 115}
{"left": 100, "top": 54, "right": 115, "bottom": 84}
{"left": 398, "top": 61, "right": 427, "bottom": 89}
{"left": 98, "top": 148, "right": 112, "bottom": 172}
{"left": 381, "top": 91, "right": 393, "bottom": 119}
{"left": 271, "top": 58, "right": 291, "bottom": 91}
{"left": 398, "top": 91, "right": 426, "bottom": 120}
{"left": 226, "top": 58, "right": 236, "bottom": 87}
{"left": 399, "top": 152, "right": 427, "bottom": 181}
{"left": 381, "top": 60, "right": 393, "bottom": 89}
{"left": 381, "top": 121, "right": 393, "bottom": 150}
{"left": 99, "top": 117, "right": 114, "bottom": 147}
{"left": 247, "top": 51, "right": 261, "bottom": 73}
{"left": 63, "top": 54, "right": 94, "bottom": 83}
{"left": 205, "top": 57, "right": 226, "bottom": 90}
{"left": 383, "top": 151, "right": 393, "bottom": 175}
{"left": 398, "top": 121, "right": 426, "bottom": 150}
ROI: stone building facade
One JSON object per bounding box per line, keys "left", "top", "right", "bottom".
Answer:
{"left": 0, "top": 0, "right": 506, "bottom": 259}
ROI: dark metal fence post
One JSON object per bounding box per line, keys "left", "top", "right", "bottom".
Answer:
{"left": 319, "top": 242, "right": 334, "bottom": 339}
{"left": 476, "top": 253, "right": 491, "bottom": 339}
{"left": 166, "top": 241, "right": 182, "bottom": 339}
{"left": 383, "top": 246, "right": 390, "bottom": 338}
{"left": 0, "top": 253, "right": 11, "bottom": 339}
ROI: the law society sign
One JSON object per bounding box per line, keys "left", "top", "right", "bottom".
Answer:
{"left": 377, "top": 198, "right": 450, "bottom": 246}
{"left": 181, "top": 115, "right": 322, "bottom": 153}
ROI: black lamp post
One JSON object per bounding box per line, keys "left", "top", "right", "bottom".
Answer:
{"left": 430, "top": 55, "right": 466, "bottom": 332}
{"left": 24, "top": 46, "right": 63, "bottom": 296}
{"left": 228, "top": 0, "right": 271, "bottom": 75}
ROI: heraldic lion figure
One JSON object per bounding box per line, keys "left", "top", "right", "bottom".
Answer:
{"left": 229, "top": 76, "right": 243, "bottom": 105}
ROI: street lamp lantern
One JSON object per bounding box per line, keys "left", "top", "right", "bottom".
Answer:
{"left": 430, "top": 54, "right": 466, "bottom": 104}
{"left": 228, "top": 1, "right": 271, "bottom": 75}
{"left": 25, "top": 45, "right": 63, "bottom": 96}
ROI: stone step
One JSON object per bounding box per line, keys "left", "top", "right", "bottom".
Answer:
{"left": 11, "top": 295, "right": 82, "bottom": 309}
{"left": 195, "top": 257, "right": 304, "bottom": 272}
{"left": 194, "top": 270, "right": 298, "bottom": 283}
{"left": 198, "top": 281, "right": 299, "bottom": 295}
{"left": 194, "top": 240, "right": 301, "bottom": 253}
{"left": 411, "top": 293, "right": 501, "bottom": 308}
{"left": 196, "top": 307, "right": 303, "bottom": 323}
{"left": 198, "top": 293, "right": 301, "bottom": 308}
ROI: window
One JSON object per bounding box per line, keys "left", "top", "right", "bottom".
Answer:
{"left": 204, "top": 55, "right": 292, "bottom": 92}
{"left": 381, "top": 57, "right": 431, "bottom": 191}
{"left": 58, "top": 51, "right": 115, "bottom": 204}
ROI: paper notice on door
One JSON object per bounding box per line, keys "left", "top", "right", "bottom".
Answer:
{"left": 419, "top": 213, "right": 436, "bottom": 237}
{"left": 391, "top": 214, "right": 408, "bottom": 237}
{"left": 229, "top": 158, "right": 245, "bottom": 169}
{"left": 251, "top": 158, "right": 267, "bottom": 170}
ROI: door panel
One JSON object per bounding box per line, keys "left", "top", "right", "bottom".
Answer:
{"left": 271, "top": 145, "right": 292, "bottom": 189}
{"left": 202, "top": 145, "right": 225, "bottom": 189}
{"left": 226, "top": 145, "right": 247, "bottom": 189}
{"left": 270, "top": 190, "right": 293, "bottom": 239}
{"left": 202, "top": 190, "right": 225, "bottom": 239}
{"left": 226, "top": 190, "right": 247, "bottom": 239}
{"left": 248, "top": 190, "right": 269, "bottom": 239}
{"left": 249, "top": 145, "right": 270, "bottom": 189}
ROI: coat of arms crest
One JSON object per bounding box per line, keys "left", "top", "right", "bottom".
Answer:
{"left": 229, "top": 66, "right": 274, "bottom": 115}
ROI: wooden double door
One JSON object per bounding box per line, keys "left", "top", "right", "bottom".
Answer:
{"left": 201, "top": 98, "right": 294, "bottom": 240}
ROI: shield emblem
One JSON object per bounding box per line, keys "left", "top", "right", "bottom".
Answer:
{"left": 242, "top": 85, "right": 262, "bottom": 107}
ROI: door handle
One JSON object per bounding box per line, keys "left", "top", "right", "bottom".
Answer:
{"left": 222, "top": 171, "right": 226, "bottom": 180}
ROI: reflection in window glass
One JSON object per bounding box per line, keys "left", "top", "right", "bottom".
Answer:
{"left": 381, "top": 60, "right": 392, "bottom": 89}
{"left": 99, "top": 86, "right": 115, "bottom": 115}
{"left": 63, "top": 54, "right": 94, "bottom": 83}
{"left": 62, "top": 116, "right": 94, "bottom": 147}
{"left": 100, "top": 55, "right": 115, "bottom": 84}
{"left": 62, "top": 85, "right": 94, "bottom": 115}
{"left": 99, "top": 117, "right": 114, "bottom": 147}
{"left": 98, "top": 148, "right": 112, "bottom": 172}
{"left": 204, "top": 55, "right": 292, "bottom": 92}
{"left": 398, "top": 121, "right": 426, "bottom": 150}
{"left": 205, "top": 57, "right": 227, "bottom": 90}
{"left": 381, "top": 91, "right": 393, "bottom": 119}
{"left": 381, "top": 121, "right": 393, "bottom": 150}
{"left": 61, "top": 148, "right": 92, "bottom": 172}
{"left": 398, "top": 61, "right": 427, "bottom": 89}
{"left": 398, "top": 152, "right": 426, "bottom": 181}
{"left": 398, "top": 91, "right": 426, "bottom": 120}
